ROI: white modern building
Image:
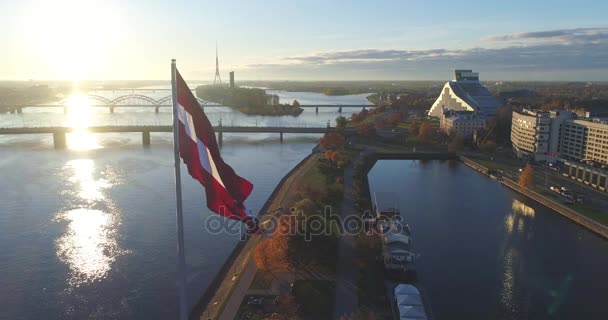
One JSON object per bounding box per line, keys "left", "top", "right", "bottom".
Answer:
{"left": 511, "top": 109, "right": 576, "bottom": 162}
{"left": 511, "top": 109, "right": 608, "bottom": 191}
{"left": 440, "top": 107, "right": 487, "bottom": 139}
{"left": 560, "top": 118, "right": 608, "bottom": 165}
{"left": 428, "top": 70, "right": 501, "bottom": 118}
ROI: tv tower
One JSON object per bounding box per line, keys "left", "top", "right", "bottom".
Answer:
{"left": 213, "top": 43, "right": 222, "bottom": 84}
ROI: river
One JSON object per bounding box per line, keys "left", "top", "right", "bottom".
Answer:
{"left": 0, "top": 90, "right": 369, "bottom": 320}
{"left": 368, "top": 160, "right": 608, "bottom": 320}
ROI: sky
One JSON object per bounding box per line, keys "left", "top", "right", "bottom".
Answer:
{"left": 1, "top": 0, "right": 608, "bottom": 81}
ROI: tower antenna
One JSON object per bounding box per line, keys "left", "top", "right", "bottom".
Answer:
{"left": 214, "top": 42, "right": 222, "bottom": 84}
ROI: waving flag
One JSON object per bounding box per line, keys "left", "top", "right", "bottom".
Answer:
{"left": 174, "top": 68, "right": 256, "bottom": 225}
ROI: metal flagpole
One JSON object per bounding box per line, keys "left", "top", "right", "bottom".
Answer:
{"left": 171, "top": 59, "right": 188, "bottom": 320}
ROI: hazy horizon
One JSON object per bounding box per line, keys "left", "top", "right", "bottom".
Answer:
{"left": 2, "top": 0, "right": 608, "bottom": 81}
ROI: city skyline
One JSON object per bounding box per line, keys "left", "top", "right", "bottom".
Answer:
{"left": 2, "top": 0, "right": 608, "bottom": 81}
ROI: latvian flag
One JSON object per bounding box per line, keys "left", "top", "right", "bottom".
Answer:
{"left": 175, "top": 69, "right": 258, "bottom": 232}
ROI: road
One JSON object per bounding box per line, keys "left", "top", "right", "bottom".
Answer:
{"left": 209, "top": 154, "right": 320, "bottom": 320}
{"left": 471, "top": 151, "right": 608, "bottom": 211}
{"left": 333, "top": 152, "right": 365, "bottom": 319}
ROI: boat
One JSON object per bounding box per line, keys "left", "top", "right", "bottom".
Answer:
{"left": 380, "top": 219, "right": 417, "bottom": 273}
{"left": 393, "top": 284, "right": 431, "bottom": 320}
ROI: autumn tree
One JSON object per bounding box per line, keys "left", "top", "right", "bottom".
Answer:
{"left": 357, "top": 122, "right": 373, "bottom": 136}
{"left": 374, "top": 119, "right": 386, "bottom": 129}
{"left": 335, "top": 116, "right": 348, "bottom": 130}
{"left": 331, "top": 150, "right": 350, "bottom": 168}
{"left": 254, "top": 234, "right": 289, "bottom": 273}
{"left": 417, "top": 121, "right": 434, "bottom": 143}
{"left": 519, "top": 164, "right": 535, "bottom": 188}
{"left": 409, "top": 120, "right": 421, "bottom": 136}
{"left": 319, "top": 132, "right": 345, "bottom": 150}
{"left": 387, "top": 112, "right": 405, "bottom": 126}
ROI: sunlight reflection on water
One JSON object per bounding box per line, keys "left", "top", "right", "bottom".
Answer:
{"left": 55, "top": 208, "right": 121, "bottom": 286}
{"left": 65, "top": 94, "right": 102, "bottom": 151}
{"left": 55, "top": 158, "right": 127, "bottom": 287}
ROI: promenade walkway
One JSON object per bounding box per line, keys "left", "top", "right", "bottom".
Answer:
{"left": 197, "top": 153, "right": 319, "bottom": 320}
{"left": 333, "top": 151, "right": 367, "bottom": 319}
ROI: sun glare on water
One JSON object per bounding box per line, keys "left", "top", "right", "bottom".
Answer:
{"left": 65, "top": 94, "right": 102, "bottom": 150}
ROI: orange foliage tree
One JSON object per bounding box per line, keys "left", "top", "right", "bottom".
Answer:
{"left": 519, "top": 164, "right": 535, "bottom": 188}
{"left": 254, "top": 231, "right": 290, "bottom": 273}
{"left": 417, "top": 121, "right": 434, "bottom": 143}
{"left": 320, "top": 132, "right": 345, "bottom": 150}
{"left": 357, "top": 122, "right": 373, "bottom": 136}
{"left": 387, "top": 112, "right": 404, "bottom": 126}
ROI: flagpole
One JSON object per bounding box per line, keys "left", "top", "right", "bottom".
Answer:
{"left": 171, "top": 59, "right": 189, "bottom": 320}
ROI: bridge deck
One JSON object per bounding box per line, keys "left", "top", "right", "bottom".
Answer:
{"left": 0, "top": 126, "right": 334, "bottom": 134}
{"left": 27, "top": 104, "right": 372, "bottom": 108}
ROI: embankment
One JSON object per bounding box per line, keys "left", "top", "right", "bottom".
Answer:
{"left": 460, "top": 156, "right": 608, "bottom": 239}
{"left": 190, "top": 151, "right": 318, "bottom": 319}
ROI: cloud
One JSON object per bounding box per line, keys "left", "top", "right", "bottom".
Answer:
{"left": 482, "top": 27, "right": 608, "bottom": 44}
{"left": 235, "top": 28, "right": 608, "bottom": 80}
{"left": 283, "top": 49, "right": 450, "bottom": 64}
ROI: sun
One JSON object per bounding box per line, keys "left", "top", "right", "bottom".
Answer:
{"left": 20, "top": 0, "right": 126, "bottom": 80}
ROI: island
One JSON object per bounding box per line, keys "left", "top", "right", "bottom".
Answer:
{"left": 195, "top": 85, "right": 303, "bottom": 116}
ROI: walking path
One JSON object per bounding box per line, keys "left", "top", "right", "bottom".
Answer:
{"left": 333, "top": 151, "right": 366, "bottom": 319}
{"left": 199, "top": 153, "right": 319, "bottom": 320}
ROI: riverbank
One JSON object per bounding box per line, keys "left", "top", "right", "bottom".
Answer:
{"left": 191, "top": 151, "right": 321, "bottom": 320}
{"left": 460, "top": 155, "right": 608, "bottom": 239}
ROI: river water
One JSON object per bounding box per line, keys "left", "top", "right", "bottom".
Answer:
{"left": 0, "top": 90, "right": 369, "bottom": 320}
{"left": 368, "top": 160, "right": 608, "bottom": 320}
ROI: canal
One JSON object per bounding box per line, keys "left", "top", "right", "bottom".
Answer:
{"left": 368, "top": 159, "right": 608, "bottom": 319}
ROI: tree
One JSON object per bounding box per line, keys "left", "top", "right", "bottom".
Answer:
{"left": 254, "top": 235, "right": 289, "bottom": 273}
{"left": 357, "top": 122, "right": 373, "bottom": 136}
{"left": 417, "top": 121, "right": 434, "bottom": 143}
{"left": 387, "top": 112, "right": 404, "bottom": 126}
{"left": 409, "top": 120, "right": 421, "bottom": 136}
{"left": 330, "top": 150, "right": 350, "bottom": 168}
{"left": 374, "top": 119, "right": 386, "bottom": 129}
{"left": 320, "top": 132, "right": 345, "bottom": 150}
{"left": 519, "top": 164, "right": 535, "bottom": 188}
{"left": 335, "top": 116, "right": 348, "bottom": 130}
{"left": 448, "top": 136, "right": 464, "bottom": 152}
{"left": 292, "top": 100, "right": 300, "bottom": 107}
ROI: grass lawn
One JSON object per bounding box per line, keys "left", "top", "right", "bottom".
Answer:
{"left": 299, "top": 159, "right": 327, "bottom": 189}
{"left": 291, "top": 280, "right": 335, "bottom": 319}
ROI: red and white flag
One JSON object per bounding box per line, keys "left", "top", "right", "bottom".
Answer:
{"left": 174, "top": 69, "right": 257, "bottom": 229}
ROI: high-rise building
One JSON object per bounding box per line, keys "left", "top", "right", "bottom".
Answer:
{"left": 560, "top": 118, "right": 608, "bottom": 164}
{"left": 428, "top": 70, "right": 501, "bottom": 118}
{"left": 229, "top": 71, "right": 235, "bottom": 89}
{"left": 511, "top": 109, "right": 576, "bottom": 162}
